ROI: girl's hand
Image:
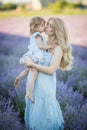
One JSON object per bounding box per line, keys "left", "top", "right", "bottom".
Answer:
{"left": 14, "top": 76, "right": 20, "bottom": 88}
{"left": 24, "top": 57, "right": 33, "bottom": 67}
{"left": 50, "top": 44, "right": 57, "bottom": 48}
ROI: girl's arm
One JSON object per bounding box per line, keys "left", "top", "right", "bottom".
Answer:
{"left": 24, "top": 46, "right": 63, "bottom": 75}
{"left": 36, "top": 35, "right": 55, "bottom": 50}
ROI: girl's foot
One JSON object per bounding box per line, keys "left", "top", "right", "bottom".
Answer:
{"left": 26, "top": 93, "right": 34, "bottom": 103}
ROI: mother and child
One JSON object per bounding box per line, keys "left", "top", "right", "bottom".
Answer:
{"left": 14, "top": 16, "right": 73, "bottom": 130}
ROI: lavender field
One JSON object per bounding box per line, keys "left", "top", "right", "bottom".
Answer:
{"left": 0, "top": 33, "right": 87, "bottom": 130}
{"left": 0, "top": 16, "right": 87, "bottom": 130}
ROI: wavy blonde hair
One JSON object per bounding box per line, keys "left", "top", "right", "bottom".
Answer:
{"left": 48, "top": 17, "right": 74, "bottom": 70}
{"left": 30, "top": 16, "right": 45, "bottom": 35}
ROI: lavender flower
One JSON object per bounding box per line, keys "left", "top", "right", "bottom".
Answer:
{"left": 0, "top": 33, "right": 87, "bottom": 129}
{"left": 0, "top": 97, "right": 23, "bottom": 130}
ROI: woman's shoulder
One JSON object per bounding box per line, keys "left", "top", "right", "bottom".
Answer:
{"left": 54, "top": 45, "right": 63, "bottom": 55}
{"left": 55, "top": 45, "right": 62, "bottom": 50}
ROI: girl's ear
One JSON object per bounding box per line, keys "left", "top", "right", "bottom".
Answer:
{"left": 36, "top": 25, "right": 39, "bottom": 29}
{"left": 34, "top": 25, "right": 39, "bottom": 32}
{"left": 34, "top": 27, "right": 37, "bottom": 32}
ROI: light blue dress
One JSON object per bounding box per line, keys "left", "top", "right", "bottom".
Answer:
{"left": 24, "top": 51, "right": 64, "bottom": 130}
{"left": 20, "top": 32, "right": 47, "bottom": 64}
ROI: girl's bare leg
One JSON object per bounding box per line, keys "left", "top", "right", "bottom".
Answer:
{"left": 14, "top": 68, "right": 29, "bottom": 88}
{"left": 26, "top": 69, "right": 38, "bottom": 103}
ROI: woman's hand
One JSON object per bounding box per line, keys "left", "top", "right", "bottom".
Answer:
{"left": 24, "top": 57, "right": 33, "bottom": 67}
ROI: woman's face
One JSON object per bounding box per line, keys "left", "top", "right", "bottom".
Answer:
{"left": 45, "top": 19, "right": 55, "bottom": 36}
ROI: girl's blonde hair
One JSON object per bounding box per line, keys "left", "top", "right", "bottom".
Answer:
{"left": 48, "top": 17, "right": 74, "bottom": 70}
{"left": 30, "top": 16, "right": 45, "bottom": 35}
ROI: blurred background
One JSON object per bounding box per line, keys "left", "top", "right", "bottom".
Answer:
{"left": 0, "top": 0, "right": 87, "bottom": 130}
{"left": 0, "top": 0, "right": 87, "bottom": 15}
{"left": 0, "top": 0, "right": 87, "bottom": 46}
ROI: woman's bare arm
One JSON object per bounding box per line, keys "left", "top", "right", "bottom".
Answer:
{"left": 36, "top": 35, "right": 55, "bottom": 50}
{"left": 27, "top": 46, "right": 63, "bottom": 75}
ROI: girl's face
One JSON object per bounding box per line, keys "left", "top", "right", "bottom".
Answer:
{"left": 38, "top": 21, "right": 45, "bottom": 33}
{"left": 45, "top": 19, "right": 55, "bottom": 36}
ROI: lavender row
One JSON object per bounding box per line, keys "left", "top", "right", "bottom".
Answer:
{"left": 0, "top": 33, "right": 87, "bottom": 129}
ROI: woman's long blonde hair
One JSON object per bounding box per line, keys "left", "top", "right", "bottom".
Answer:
{"left": 48, "top": 17, "right": 74, "bottom": 70}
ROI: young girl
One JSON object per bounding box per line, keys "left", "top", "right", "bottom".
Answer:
{"left": 14, "top": 16, "right": 56, "bottom": 103}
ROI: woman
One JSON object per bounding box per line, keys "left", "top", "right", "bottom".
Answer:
{"left": 24, "top": 17, "right": 73, "bottom": 130}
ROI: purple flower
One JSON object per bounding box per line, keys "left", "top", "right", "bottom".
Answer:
{"left": 0, "top": 33, "right": 87, "bottom": 129}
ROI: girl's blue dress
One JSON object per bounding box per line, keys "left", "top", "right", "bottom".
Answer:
{"left": 20, "top": 32, "right": 47, "bottom": 64}
{"left": 24, "top": 51, "right": 64, "bottom": 130}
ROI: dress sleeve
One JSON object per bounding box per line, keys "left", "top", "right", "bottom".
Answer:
{"left": 28, "top": 32, "right": 43, "bottom": 49}
{"left": 32, "top": 32, "right": 42, "bottom": 38}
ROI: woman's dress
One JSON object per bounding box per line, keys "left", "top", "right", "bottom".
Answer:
{"left": 24, "top": 51, "right": 64, "bottom": 130}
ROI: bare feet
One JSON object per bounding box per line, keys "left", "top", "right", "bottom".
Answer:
{"left": 26, "top": 93, "right": 35, "bottom": 103}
